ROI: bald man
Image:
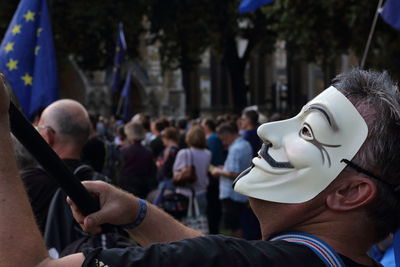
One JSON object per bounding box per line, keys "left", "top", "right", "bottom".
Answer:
{"left": 21, "top": 99, "right": 92, "bottom": 234}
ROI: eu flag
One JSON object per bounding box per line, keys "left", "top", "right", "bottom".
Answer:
{"left": 239, "top": 0, "right": 275, "bottom": 14}
{"left": 380, "top": 0, "right": 400, "bottom": 30}
{"left": 111, "top": 23, "right": 127, "bottom": 94}
{"left": 121, "top": 70, "right": 133, "bottom": 122}
{"left": 0, "top": 0, "right": 58, "bottom": 118}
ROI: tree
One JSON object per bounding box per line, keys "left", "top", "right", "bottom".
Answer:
{"left": 270, "top": 0, "right": 400, "bottom": 83}
{"left": 51, "top": 0, "right": 147, "bottom": 70}
{"left": 206, "top": 0, "right": 278, "bottom": 114}
{"left": 348, "top": 1, "right": 400, "bottom": 80}
{"left": 147, "top": 0, "right": 211, "bottom": 117}
{"left": 148, "top": 0, "right": 278, "bottom": 115}
{"left": 271, "top": 0, "right": 355, "bottom": 85}
{"left": 0, "top": 0, "right": 147, "bottom": 70}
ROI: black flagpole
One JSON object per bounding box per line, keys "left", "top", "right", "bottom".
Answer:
{"left": 360, "top": 0, "right": 384, "bottom": 69}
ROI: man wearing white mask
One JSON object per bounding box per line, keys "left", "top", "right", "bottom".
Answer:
{"left": 0, "top": 69, "right": 399, "bottom": 266}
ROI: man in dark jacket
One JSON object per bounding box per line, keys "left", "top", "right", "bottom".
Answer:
{"left": 21, "top": 99, "right": 92, "bottom": 234}
{"left": 119, "top": 121, "right": 157, "bottom": 198}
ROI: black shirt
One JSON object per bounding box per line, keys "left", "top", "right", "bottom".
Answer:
{"left": 21, "top": 159, "right": 93, "bottom": 234}
{"left": 119, "top": 144, "right": 157, "bottom": 198}
{"left": 82, "top": 235, "right": 371, "bottom": 267}
{"left": 81, "top": 136, "right": 106, "bottom": 173}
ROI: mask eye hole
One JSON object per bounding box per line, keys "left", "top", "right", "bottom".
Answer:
{"left": 300, "top": 124, "right": 314, "bottom": 140}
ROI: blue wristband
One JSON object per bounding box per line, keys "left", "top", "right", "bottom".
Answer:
{"left": 120, "top": 198, "right": 148, "bottom": 229}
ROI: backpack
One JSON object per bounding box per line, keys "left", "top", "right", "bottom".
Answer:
{"left": 73, "top": 164, "right": 112, "bottom": 183}
{"left": 44, "top": 164, "right": 134, "bottom": 258}
{"left": 102, "top": 141, "right": 122, "bottom": 184}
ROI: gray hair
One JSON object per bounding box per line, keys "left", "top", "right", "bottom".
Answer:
{"left": 332, "top": 68, "right": 400, "bottom": 240}
{"left": 124, "top": 122, "right": 145, "bottom": 142}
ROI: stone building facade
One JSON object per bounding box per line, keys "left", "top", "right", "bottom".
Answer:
{"left": 63, "top": 40, "right": 356, "bottom": 120}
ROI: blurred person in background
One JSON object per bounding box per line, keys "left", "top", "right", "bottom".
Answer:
{"left": 213, "top": 122, "right": 253, "bottom": 238}
{"left": 11, "top": 134, "right": 37, "bottom": 170}
{"left": 119, "top": 122, "right": 157, "bottom": 199}
{"left": 81, "top": 113, "right": 106, "bottom": 173}
{"left": 173, "top": 125, "right": 211, "bottom": 215}
{"left": 241, "top": 110, "right": 262, "bottom": 157}
{"left": 149, "top": 118, "right": 168, "bottom": 159}
{"left": 114, "top": 125, "right": 129, "bottom": 148}
{"left": 131, "top": 113, "right": 154, "bottom": 147}
{"left": 202, "top": 118, "right": 224, "bottom": 234}
{"left": 177, "top": 118, "right": 188, "bottom": 149}
{"left": 157, "top": 126, "right": 180, "bottom": 188}
{"left": 238, "top": 110, "right": 263, "bottom": 239}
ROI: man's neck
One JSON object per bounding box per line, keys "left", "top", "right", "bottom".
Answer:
{"left": 205, "top": 130, "right": 213, "bottom": 138}
{"left": 53, "top": 144, "right": 82, "bottom": 160}
{"left": 258, "top": 204, "right": 376, "bottom": 266}
{"left": 290, "top": 218, "right": 376, "bottom": 265}
{"left": 244, "top": 125, "right": 255, "bottom": 131}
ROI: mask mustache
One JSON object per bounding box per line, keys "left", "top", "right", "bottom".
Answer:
{"left": 260, "top": 143, "right": 294, "bottom": 169}
{"left": 232, "top": 164, "right": 253, "bottom": 188}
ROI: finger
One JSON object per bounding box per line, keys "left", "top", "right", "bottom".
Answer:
{"left": 67, "top": 197, "right": 86, "bottom": 224}
{"left": 79, "top": 219, "right": 102, "bottom": 234}
{"left": 83, "top": 209, "right": 108, "bottom": 229}
{"left": 82, "top": 218, "right": 102, "bottom": 234}
{"left": 81, "top": 180, "right": 110, "bottom": 194}
{"left": 66, "top": 196, "right": 73, "bottom": 205}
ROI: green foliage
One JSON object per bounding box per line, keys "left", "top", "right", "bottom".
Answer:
{"left": 51, "top": 0, "right": 146, "bottom": 70}
{"left": 270, "top": 0, "right": 354, "bottom": 65}
{"left": 1, "top": 0, "right": 399, "bottom": 81}
{"left": 147, "top": 0, "right": 278, "bottom": 72}
{"left": 266, "top": 0, "right": 400, "bottom": 81}
{"left": 147, "top": 0, "right": 211, "bottom": 71}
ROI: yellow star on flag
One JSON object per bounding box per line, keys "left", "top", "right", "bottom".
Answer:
{"left": 24, "top": 10, "right": 35, "bottom": 22}
{"left": 35, "top": 46, "right": 40, "bottom": 55}
{"left": 21, "top": 73, "right": 33, "bottom": 86}
{"left": 37, "top": 28, "right": 43, "bottom": 37}
{"left": 12, "top": 24, "right": 22, "bottom": 35}
{"left": 4, "top": 42, "right": 14, "bottom": 53}
{"left": 116, "top": 46, "right": 120, "bottom": 52}
{"left": 6, "top": 59, "right": 18, "bottom": 71}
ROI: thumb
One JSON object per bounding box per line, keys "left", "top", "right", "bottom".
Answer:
{"left": 84, "top": 210, "right": 107, "bottom": 229}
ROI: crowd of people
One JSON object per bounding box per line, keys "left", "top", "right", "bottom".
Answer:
{"left": 13, "top": 97, "right": 278, "bottom": 253}
{"left": 1, "top": 68, "right": 398, "bottom": 266}
{"left": 78, "top": 109, "right": 271, "bottom": 239}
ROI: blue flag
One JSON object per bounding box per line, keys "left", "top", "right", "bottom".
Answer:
{"left": 239, "top": 0, "right": 275, "bottom": 14}
{"left": 111, "top": 23, "right": 127, "bottom": 94}
{"left": 121, "top": 70, "right": 133, "bottom": 122}
{"left": 0, "top": 0, "right": 58, "bottom": 118}
{"left": 380, "top": 0, "right": 400, "bottom": 30}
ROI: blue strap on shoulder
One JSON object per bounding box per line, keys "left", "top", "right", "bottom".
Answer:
{"left": 270, "top": 232, "right": 345, "bottom": 267}
{"left": 394, "top": 230, "right": 400, "bottom": 267}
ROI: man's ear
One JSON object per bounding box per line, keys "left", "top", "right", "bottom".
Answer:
{"left": 42, "top": 128, "right": 55, "bottom": 147}
{"left": 326, "top": 175, "right": 377, "bottom": 211}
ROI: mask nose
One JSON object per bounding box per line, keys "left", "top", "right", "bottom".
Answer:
{"left": 257, "top": 119, "right": 295, "bottom": 149}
